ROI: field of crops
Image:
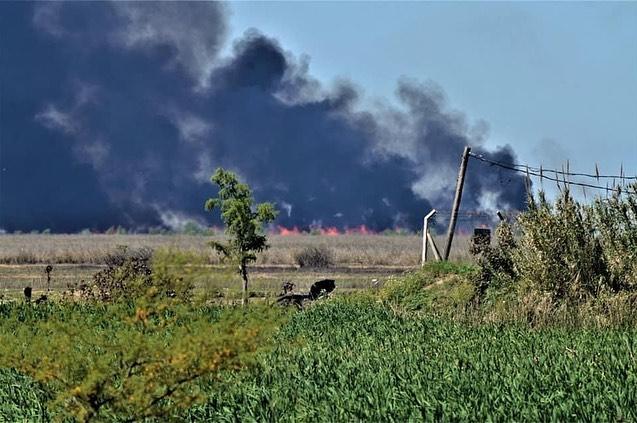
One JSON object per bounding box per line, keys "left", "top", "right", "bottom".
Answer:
{"left": 3, "top": 297, "right": 637, "bottom": 421}
{"left": 191, "top": 300, "right": 637, "bottom": 421}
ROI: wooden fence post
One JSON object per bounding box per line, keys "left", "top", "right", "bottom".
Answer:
{"left": 443, "top": 146, "right": 471, "bottom": 261}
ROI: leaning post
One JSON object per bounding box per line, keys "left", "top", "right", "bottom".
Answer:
{"left": 427, "top": 232, "right": 442, "bottom": 262}
{"left": 421, "top": 209, "right": 437, "bottom": 266}
{"left": 443, "top": 146, "right": 471, "bottom": 261}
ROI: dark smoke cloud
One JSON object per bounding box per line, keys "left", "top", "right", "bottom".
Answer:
{"left": 0, "top": 2, "right": 527, "bottom": 233}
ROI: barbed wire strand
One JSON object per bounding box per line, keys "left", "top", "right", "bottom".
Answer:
{"left": 469, "top": 153, "right": 636, "bottom": 194}
{"left": 469, "top": 152, "right": 637, "bottom": 181}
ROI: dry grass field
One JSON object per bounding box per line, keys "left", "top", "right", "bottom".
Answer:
{"left": 0, "top": 233, "right": 473, "bottom": 265}
{"left": 0, "top": 233, "right": 473, "bottom": 299}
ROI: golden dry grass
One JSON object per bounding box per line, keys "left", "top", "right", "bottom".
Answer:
{"left": 0, "top": 233, "right": 473, "bottom": 266}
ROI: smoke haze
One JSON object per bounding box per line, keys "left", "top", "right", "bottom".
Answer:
{"left": 0, "top": 2, "right": 527, "bottom": 232}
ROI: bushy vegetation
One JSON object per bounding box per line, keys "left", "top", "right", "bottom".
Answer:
{"left": 0, "top": 368, "right": 50, "bottom": 421}
{"left": 0, "top": 250, "right": 288, "bottom": 421}
{"left": 3, "top": 185, "right": 637, "bottom": 420}
{"left": 293, "top": 245, "right": 335, "bottom": 268}
{"left": 470, "top": 185, "right": 637, "bottom": 322}
{"left": 380, "top": 262, "right": 476, "bottom": 315}
{"left": 3, "top": 261, "right": 637, "bottom": 420}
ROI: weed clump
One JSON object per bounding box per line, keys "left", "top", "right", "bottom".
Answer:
{"left": 516, "top": 190, "right": 611, "bottom": 300}
{"left": 86, "top": 246, "right": 194, "bottom": 302}
{"left": 89, "top": 246, "right": 154, "bottom": 301}
{"left": 470, "top": 221, "right": 517, "bottom": 298}
{"left": 380, "top": 262, "right": 476, "bottom": 315}
{"left": 294, "top": 245, "right": 334, "bottom": 268}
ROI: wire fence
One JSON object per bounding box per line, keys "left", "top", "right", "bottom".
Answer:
{"left": 428, "top": 151, "right": 637, "bottom": 227}
{"left": 469, "top": 152, "right": 637, "bottom": 195}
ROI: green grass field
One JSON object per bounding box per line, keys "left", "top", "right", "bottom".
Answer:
{"left": 3, "top": 297, "right": 636, "bottom": 421}
{"left": 2, "top": 230, "right": 635, "bottom": 421}
{"left": 191, "top": 299, "right": 637, "bottom": 421}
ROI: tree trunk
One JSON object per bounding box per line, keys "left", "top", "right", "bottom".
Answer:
{"left": 239, "top": 261, "right": 249, "bottom": 306}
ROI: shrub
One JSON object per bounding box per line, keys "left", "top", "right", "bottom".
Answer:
{"left": 592, "top": 184, "right": 637, "bottom": 290}
{"left": 0, "top": 298, "right": 288, "bottom": 420}
{"left": 86, "top": 247, "right": 196, "bottom": 303}
{"left": 293, "top": 245, "right": 335, "bottom": 268}
{"left": 474, "top": 185, "right": 637, "bottom": 304}
{"left": 515, "top": 189, "right": 610, "bottom": 300}
{"left": 90, "top": 246, "right": 154, "bottom": 302}
{"left": 380, "top": 262, "right": 476, "bottom": 315}
{"left": 470, "top": 221, "right": 517, "bottom": 297}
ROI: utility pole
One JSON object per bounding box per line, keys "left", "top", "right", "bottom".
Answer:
{"left": 443, "top": 146, "right": 471, "bottom": 261}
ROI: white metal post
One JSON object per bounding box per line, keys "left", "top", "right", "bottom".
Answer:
{"left": 422, "top": 209, "right": 437, "bottom": 266}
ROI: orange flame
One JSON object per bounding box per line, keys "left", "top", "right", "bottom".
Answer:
{"left": 345, "top": 224, "right": 372, "bottom": 235}
{"left": 277, "top": 225, "right": 301, "bottom": 236}
{"left": 320, "top": 227, "right": 340, "bottom": 236}
{"left": 273, "top": 224, "right": 390, "bottom": 236}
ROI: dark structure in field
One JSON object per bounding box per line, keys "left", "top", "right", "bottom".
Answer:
{"left": 309, "top": 279, "right": 336, "bottom": 300}
{"left": 277, "top": 278, "right": 336, "bottom": 308}
{"left": 23, "top": 287, "right": 32, "bottom": 303}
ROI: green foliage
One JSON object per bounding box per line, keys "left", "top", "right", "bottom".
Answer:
{"left": 182, "top": 221, "right": 207, "bottom": 236}
{"left": 474, "top": 187, "right": 637, "bottom": 303}
{"left": 0, "top": 249, "right": 288, "bottom": 421}
{"left": 516, "top": 189, "right": 610, "bottom": 300}
{"left": 86, "top": 247, "right": 196, "bottom": 303}
{"left": 89, "top": 246, "right": 154, "bottom": 302}
{"left": 470, "top": 221, "right": 517, "bottom": 297}
{"left": 592, "top": 184, "right": 637, "bottom": 290}
{"left": 188, "top": 299, "right": 637, "bottom": 421}
{"left": 0, "top": 300, "right": 288, "bottom": 421}
{"left": 293, "top": 245, "right": 335, "bottom": 268}
{"left": 205, "top": 168, "right": 278, "bottom": 303}
{"left": 0, "top": 368, "right": 50, "bottom": 421}
{"left": 380, "top": 262, "right": 476, "bottom": 315}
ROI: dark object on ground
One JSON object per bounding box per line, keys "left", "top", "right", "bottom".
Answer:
{"left": 276, "top": 279, "right": 336, "bottom": 308}
{"left": 276, "top": 293, "right": 308, "bottom": 309}
{"left": 45, "top": 264, "right": 53, "bottom": 293}
{"left": 309, "top": 279, "right": 336, "bottom": 300}
{"left": 24, "top": 287, "right": 32, "bottom": 302}
{"left": 35, "top": 295, "right": 48, "bottom": 305}
{"left": 281, "top": 281, "right": 295, "bottom": 295}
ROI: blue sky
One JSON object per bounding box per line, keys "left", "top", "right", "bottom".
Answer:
{"left": 229, "top": 1, "right": 637, "bottom": 176}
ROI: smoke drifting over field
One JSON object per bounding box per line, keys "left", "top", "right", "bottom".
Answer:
{"left": 0, "top": 2, "right": 527, "bottom": 232}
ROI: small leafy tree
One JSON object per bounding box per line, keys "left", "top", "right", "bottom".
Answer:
{"left": 205, "top": 168, "right": 278, "bottom": 304}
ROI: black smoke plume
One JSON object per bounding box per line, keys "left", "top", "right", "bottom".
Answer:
{"left": 0, "top": 2, "right": 527, "bottom": 232}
